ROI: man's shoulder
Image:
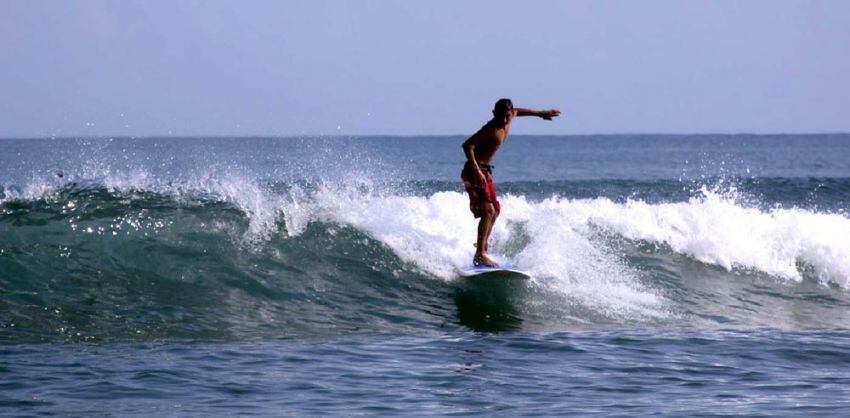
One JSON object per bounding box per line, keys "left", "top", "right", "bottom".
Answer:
{"left": 480, "top": 120, "right": 501, "bottom": 133}
{"left": 482, "top": 119, "right": 511, "bottom": 134}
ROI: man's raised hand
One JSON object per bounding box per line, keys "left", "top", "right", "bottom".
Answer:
{"left": 541, "top": 109, "right": 561, "bottom": 121}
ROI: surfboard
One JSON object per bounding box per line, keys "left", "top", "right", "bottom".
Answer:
{"left": 458, "top": 263, "right": 531, "bottom": 279}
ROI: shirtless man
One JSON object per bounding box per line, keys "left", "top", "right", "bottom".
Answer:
{"left": 461, "top": 98, "right": 561, "bottom": 267}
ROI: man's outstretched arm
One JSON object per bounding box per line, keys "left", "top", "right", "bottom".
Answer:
{"left": 514, "top": 108, "right": 561, "bottom": 120}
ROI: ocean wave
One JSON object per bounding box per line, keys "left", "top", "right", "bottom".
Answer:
{"left": 3, "top": 174, "right": 850, "bottom": 342}
{"left": 3, "top": 175, "right": 850, "bottom": 285}
{"left": 3, "top": 174, "right": 849, "bottom": 287}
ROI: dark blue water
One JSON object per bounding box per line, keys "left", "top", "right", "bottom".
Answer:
{"left": 2, "top": 134, "right": 850, "bottom": 415}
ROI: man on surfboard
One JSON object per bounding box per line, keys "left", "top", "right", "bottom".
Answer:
{"left": 462, "top": 99, "right": 560, "bottom": 267}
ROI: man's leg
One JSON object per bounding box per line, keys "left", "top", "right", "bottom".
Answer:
{"left": 483, "top": 210, "right": 498, "bottom": 253}
{"left": 474, "top": 203, "right": 498, "bottom": 266}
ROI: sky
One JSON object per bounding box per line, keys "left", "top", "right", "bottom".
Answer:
{"left": 1, "top": 0, "right": 849, "bottom": 137}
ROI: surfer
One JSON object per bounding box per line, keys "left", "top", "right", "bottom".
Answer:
{"left": 462, "top": 98, "right": 560, "bottom": 267}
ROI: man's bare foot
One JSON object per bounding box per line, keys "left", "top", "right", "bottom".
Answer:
{"left": 473, "top": 254, "right": 499, "bottom": 267}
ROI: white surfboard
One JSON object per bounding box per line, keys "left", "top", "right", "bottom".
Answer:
{"left": 458, "top": 263, "right": 531, "bottom": 279}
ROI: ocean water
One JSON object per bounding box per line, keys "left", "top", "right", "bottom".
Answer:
{"left": 2, "top": 134, "right": 850, "bottom": 415}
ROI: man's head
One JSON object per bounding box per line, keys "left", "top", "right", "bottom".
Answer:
{"left": 492, "top": 98, "right": 514, "bottom": 126}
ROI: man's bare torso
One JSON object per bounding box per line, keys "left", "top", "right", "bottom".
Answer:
{"left": 471, "top": 121, "right": 511, "bottom": 164}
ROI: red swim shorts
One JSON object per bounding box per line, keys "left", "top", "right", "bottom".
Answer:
{"left": 461, "top": 162, "right": 500, "bottom": 218}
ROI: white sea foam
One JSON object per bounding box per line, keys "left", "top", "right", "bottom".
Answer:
{"left": 274, "top": 182, "right": 669, "bottom": 320}
{"left": 1, "top": 167, "right": 283, "bottom": 242}
{"left": 269, "top": 182, "right": 850, "bottom": 319}
{"left": 1, "top": 172, "right": 70, "bottom": 204}
{"left": 567, "top": 187, "right": 850, "bottom": 286}
{"left": 173, "top": 172, "right": 282, "bottom": 242}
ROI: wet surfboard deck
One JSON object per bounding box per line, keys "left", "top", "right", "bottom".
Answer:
{"left": 458, "top": 263, "right": 531, "bottom": 279}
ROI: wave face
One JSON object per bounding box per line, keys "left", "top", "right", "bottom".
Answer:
{"left": 2, "top": 135, "right": 850, "bottom": 342}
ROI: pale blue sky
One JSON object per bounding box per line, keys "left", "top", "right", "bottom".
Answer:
{"left": 1, "top": 0, "right": 848, "bottom": 137}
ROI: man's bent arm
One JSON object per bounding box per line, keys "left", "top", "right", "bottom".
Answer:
{"left": 461, "top": 127, "right": 489, "bottom": 184}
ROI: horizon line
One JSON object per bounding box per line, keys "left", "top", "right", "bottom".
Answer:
{"left": 2, "top": 131, "right": 850, "bottom": 140}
